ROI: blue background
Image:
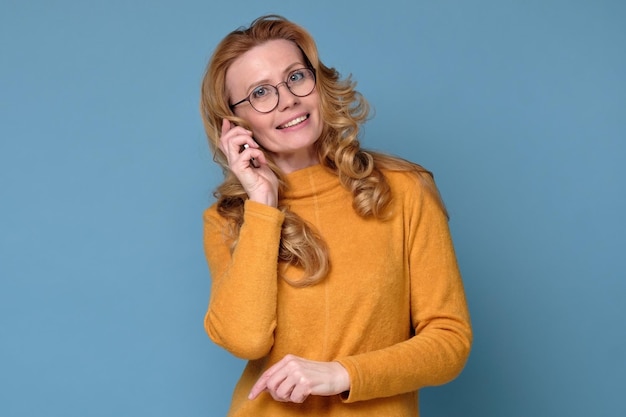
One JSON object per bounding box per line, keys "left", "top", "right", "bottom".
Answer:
{"left": 1, "top": 1, "right": 624, "bottom": 416}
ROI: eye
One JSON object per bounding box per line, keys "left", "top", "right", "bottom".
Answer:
{"left": 251, "top": 85, "right": 271, "bottom": 99}
{"left": 289, "top": 70, "right": 306, "bottom": 83}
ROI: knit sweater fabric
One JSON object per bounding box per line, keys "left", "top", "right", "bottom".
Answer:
{"left": 203, "top": 164, "right": 472, "bottom": 416}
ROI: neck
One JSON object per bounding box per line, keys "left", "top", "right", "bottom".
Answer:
{"left": 273, "top": 149, "right": 319, "bottom": 174}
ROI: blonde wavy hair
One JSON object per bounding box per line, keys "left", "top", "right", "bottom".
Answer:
{"left": 200, "top": 15, "right": 447, "bottom": 287}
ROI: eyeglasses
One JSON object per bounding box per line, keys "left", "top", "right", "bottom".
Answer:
{"left": 229, "top": 68, "right": 316, "bottom": 113}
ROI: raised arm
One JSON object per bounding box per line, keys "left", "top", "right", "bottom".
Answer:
{"left": 203, "top": 200, "right": 285, "bottom": 359}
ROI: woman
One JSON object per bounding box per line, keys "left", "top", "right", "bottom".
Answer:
{"left": 200, "top": 14, "right": 472, "bottom": 416}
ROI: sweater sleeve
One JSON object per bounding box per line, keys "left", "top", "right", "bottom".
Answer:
{"left": 337, "top": 178, "right": 472, "bottom": 402}
{"left": 203, "top": 200, "right": 285, "bottom": 360}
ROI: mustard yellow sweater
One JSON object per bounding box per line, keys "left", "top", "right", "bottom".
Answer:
{"left": 203, "top": 164, "right": 472, "bottom": 416}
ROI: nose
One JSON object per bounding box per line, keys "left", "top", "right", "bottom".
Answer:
{"left": 276, "top": 82, "right": 298, "bottom": 110}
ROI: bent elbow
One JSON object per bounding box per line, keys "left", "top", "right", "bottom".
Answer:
{"left": 437, "top": 326, "right": 473, "bottom": 385}
{"left": 204, "top": 313, "right": 274, "bottom": 360}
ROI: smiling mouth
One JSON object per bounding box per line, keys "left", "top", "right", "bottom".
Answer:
{"left": 277, "top": 114, "right": 309, "bottom": 129}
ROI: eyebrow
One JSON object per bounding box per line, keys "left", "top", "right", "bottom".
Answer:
{"left": 242, "top": 63, "right": 305, "bottom": 94}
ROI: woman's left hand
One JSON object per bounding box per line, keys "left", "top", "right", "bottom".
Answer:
{"left": 248, "top": 354, "right": 350, "bottom": 403}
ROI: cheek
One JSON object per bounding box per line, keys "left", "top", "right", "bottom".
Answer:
{"left": 238, "top": 112, "right": 271, "bottom": 139}
{"left": 248, "top": 120, "right": 275, "bottom": 146}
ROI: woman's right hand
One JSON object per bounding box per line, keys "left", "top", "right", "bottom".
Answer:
{"left": 218, "top": 119, "right": 279, "bottom": 207}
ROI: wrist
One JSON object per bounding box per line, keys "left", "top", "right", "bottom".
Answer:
{"left": 333, "top": 361, "right": 351, "bottom": 394}
{"left": 249, "top": 194, "right": 277, "bottom": 207}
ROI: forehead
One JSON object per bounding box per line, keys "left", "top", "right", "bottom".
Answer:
{"left": 225, "top": 39, "right": 304, "bottom": 93}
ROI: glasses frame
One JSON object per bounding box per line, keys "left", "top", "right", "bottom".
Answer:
{"left": 229, "top": 67, "right": 316, "bottom": 114}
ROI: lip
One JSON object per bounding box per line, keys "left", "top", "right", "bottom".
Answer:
{"left": 276, "top": 113, "right": 309, "bottom": 130}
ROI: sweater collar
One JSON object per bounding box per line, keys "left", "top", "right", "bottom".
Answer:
{"left": 282, "top": 164, "right": 342, "bottom": 200}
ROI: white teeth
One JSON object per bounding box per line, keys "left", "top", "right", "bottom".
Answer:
{"left": 280, "top": 115, "right": 307, "bottom": 128}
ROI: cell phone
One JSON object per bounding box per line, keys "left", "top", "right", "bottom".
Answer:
{"left": 239, "top": 143, "right": 260, "bottom": 168}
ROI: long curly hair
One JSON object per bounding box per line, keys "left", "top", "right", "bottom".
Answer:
{"left": 200, "top": 15, "right": 447, "bottom": 287}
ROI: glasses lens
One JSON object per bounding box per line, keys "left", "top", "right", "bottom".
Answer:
{"left": 250, "top": 85, "right": 279, "bottom": 113}
{"left": 287, "top": 69, "right": 316, "bottom": 97}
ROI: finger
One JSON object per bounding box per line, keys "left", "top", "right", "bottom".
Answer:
{"left": 221, "top": 118, "right": 255, "bottom": 146}
{"left": 238, "top": 140, "right": 262, "bottom": 165}
{"left": 221, "top": 118, "right": 232, "bottom": 136}
{"left": 240, "top": 147, "right": 264, "bottom": 169}
{"left": 221, "top": 136, "right": 256, "bottom": 167}
{"left": 249, "top": 371, "right": 289, "bottom": 401}
{"left": 249, "top": 370, "right": 273, "bottom": 400}
{"left": 239, "top": 143, "right": 253, "bottom": 154}
{"left": 290, "top": 382, "right": 311, "bottom": 404}
{"left": 269, "top": 379, "right": 295, "bottom": 402}
{"left": 248, "top": 379, "right": 267, "bottom": 400}
{"left": 261, "top": 368, "right": 290, "bottom": 399}
{"left": 218, "top": 119, "right": 231, "bottom": 155}
{"left": 269, "top": 372, "right": 296, "bottom": 401}
{"left": 248, "top": 357, "right": 289, "bottom": 400}
{"left": 234, "top": 146, "right": 262, "bottom": 171}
